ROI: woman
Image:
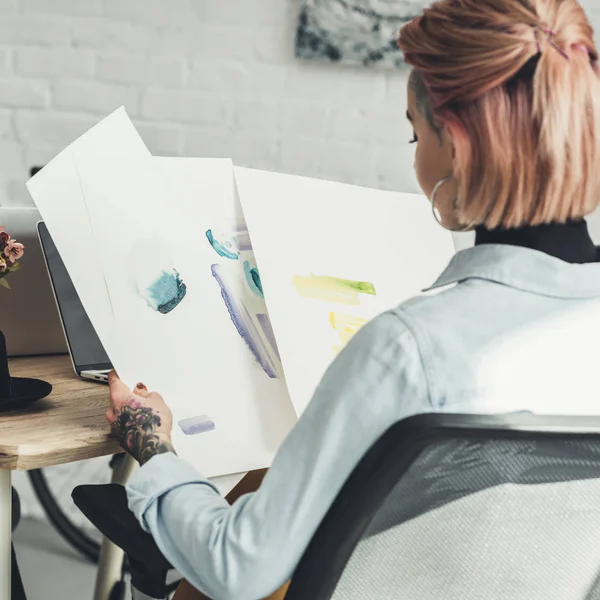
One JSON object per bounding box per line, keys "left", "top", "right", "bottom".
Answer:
{"left": 107, "top": 1, "right": 600, "bottom": 599}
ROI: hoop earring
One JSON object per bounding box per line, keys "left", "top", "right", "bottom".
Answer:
{"left": 430, "top": 174, "right": 474, "bottom": 233}
{"left": 430, "top": 175, "right": 453, "bottom": 227}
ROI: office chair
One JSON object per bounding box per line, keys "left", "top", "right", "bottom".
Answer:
{"left": 73, "top": 413, "right": 600, "bottom": 600}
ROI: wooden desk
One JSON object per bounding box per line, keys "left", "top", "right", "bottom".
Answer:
{"left": 1, "top": 355, "right": 120, "bottom": 470}
{"left": 0, "top": 355, "right": 120, "bottom": 600}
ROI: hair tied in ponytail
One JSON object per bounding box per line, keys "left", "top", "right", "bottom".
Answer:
{"left": 534, "top": 24, "right": 570, "bottom": 59}
{"left": 398, "top": 0, "right": 600, "bottom": 229}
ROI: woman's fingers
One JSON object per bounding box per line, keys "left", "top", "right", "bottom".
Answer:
{"left": 107, "top": 370, "right": 119, "bottom": 386}
{"left": 108, "top": 371, "right": 150, "bottom": 400}
{"left": 108, "top": 371, "right": 129, "bottom": 395}
{"left": 135, "top": 382, "right": 149, "bottom": 398}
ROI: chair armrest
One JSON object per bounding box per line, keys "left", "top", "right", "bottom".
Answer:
{"left": 72, "top": 483, "right": 171, "bottom": 570}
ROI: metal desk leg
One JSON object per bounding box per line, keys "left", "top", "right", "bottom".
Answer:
{"left": 0, "top": 470, "right": 11, "bottom": 600}
{"left": 93, "top": 454, "right": 138, "bottom": 600}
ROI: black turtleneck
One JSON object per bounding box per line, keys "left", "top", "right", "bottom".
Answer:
{"left": 475, "top": 220, "right": 600, "bottom": 264}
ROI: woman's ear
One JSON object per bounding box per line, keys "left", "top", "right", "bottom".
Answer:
{"left": 443, "top": 125, "right": 455, "bottom": 158}
{"left": 441, "top": 125, "right": 456, "bottom": 170}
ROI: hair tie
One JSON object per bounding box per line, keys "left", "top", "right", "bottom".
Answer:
{"left": 535, "top": 24, "right": 570, "bottom": 60}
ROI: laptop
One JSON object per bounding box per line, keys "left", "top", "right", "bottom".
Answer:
{"left": 0, "top": 207, "right": 69, "bottom": 356}
{"left": 37, "top": 221, "right": 112, "bottom": 383}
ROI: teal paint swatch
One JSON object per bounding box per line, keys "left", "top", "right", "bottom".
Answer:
{"left": 145, "top": 269, "right": 187, "bottom": 314}
{"left": 206, "top": 229, "right": 239, "bottom": 260}
{"left": 244, "top": 261, "right": 264, "bottom": 297}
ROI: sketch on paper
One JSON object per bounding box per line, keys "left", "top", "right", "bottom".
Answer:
{"left": 295, "top": 0, "right": 425, "bottom": 69}
{"left": 293, "top": 273, "right": 376, "bottom": 353}
{"left": 207, "top": 224, "right": 281, "bottom": 379}
{"left": 128, "top": 239, "right": 187, "bottom": 314}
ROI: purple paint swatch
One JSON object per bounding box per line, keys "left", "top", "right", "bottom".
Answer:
{"left": 211, "top": 264, "right": 279, "bottom": 379}
{"left": 256, "top": 313, "right": 281, "bottom": 361}
{"left": 179, "top": 415, "right": 216, "bottom": 436}
{"left": 235, "top": 232, "right": 253, "bottom": 251}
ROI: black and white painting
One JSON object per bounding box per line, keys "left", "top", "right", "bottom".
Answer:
{"left": 295, "top": 0, "right": 428, "bottom": 69}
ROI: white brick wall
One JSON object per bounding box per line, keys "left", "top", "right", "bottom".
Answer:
{"left": 0, "top": 0, "right": 429, "bottom": 209}
{"left": 6, "top": 0, "right": 600, "bottom": 523}
{"left": 0, "top": 0, "right": 594, "bottom": 208}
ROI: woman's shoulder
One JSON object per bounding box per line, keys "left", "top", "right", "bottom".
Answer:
{"left": 324, "top": 309, "right": 425, "bottom": 391}
{"left": 346, "top": 283, "right": 482, "bottom": 366}
{"left": 342, "top": 310, "right": 418, "bottom": 365}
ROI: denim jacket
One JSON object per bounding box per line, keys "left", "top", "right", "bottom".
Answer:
{"left": 126, "top": 243, "right": 600, "bottom": 600}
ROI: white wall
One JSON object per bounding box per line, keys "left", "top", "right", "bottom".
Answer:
{"left": 2, "top": 0, "right": 599, "bottom": 204}
{"left": 0, "top": 0, "right": 422, "bottom": 210}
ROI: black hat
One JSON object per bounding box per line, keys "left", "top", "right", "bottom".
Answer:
{"left": 0, "top": 331, "right": 52, "bottom": 411}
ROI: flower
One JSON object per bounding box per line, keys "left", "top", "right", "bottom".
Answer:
{"left": 4, "top": 240, "right": 24, "bottom": 261}
{"left": 0, "top": 230, "right": 24, "bottom": 289}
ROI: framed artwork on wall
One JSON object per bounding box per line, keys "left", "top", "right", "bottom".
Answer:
{"left": 295, "top": 0, "right": 427, "bottom": 69}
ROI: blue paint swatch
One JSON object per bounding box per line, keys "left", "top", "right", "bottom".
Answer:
{"left": 244, "top": 261, "right": 264, "bottom": 297}
{"left": 179, "top": 415, "right": 216, "bottom": 436}
{"left": 145, "top": 269, "right": 187, "bottom": 314}
{"left": 206, "top": 229, "right": 239, "bottom": 260}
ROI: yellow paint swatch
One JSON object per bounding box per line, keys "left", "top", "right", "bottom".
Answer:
{"left": 330, "top": 312, "right": 369, "bottom": 354}
{"left": 292, "top": 274, "right": 376, "bottom": 306}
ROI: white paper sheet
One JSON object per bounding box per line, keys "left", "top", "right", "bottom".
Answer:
{"left": 27, "top": 111, "right": 297, "bottom": 477}
{"left": 235, "top": 167, "right": 456, "bottom": 415}
{"left": 26, "top": 108, "right": 149, "bottom": 370}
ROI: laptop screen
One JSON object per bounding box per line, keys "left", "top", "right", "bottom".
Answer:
{"left": 37, "top": 222, "right": 111, "bottom": 372}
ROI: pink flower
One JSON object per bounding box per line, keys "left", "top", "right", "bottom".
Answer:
{"left": 0, "top": 231, "right": 8, "bottom": 244}
{"left": 4, "top": 240, "right": 23, "bottom": 261}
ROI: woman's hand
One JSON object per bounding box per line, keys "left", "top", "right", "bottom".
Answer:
{"left": 106, "top": 371, "right": 176, "bottom": 465}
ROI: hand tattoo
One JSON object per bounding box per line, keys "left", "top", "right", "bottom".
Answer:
{"left": 111, "top": 402, "right": 176, "bottom": 465}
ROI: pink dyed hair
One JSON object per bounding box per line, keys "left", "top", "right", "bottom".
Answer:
{"left": 398, "top": 0, "right": 600, "bottom": 229}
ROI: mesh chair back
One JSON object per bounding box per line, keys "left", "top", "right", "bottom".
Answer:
{"left": 287, "top": 414, "right": 600, "bottom": 600}
{"left": 332, "top": 437, "right": 600, "bottom": 600}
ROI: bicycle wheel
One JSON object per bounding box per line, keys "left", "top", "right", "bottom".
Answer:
{"left": 28, "top": 454, "right": 115, "bottom": 563}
